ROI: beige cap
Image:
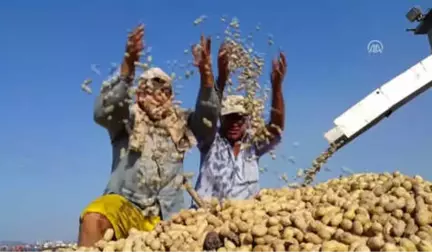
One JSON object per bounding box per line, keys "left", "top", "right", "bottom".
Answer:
{"left": 221, "top": 95, "right": 247, "bottom": 116}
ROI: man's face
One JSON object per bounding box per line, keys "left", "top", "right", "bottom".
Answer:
{"left": 137, "top": 77, "right": 172, "bottom": 104}
{"left": 136, "top": 76, "right": 173, "bottom": 119}
{"left": 221, "top": 113, "right": 247, "bottom": 142}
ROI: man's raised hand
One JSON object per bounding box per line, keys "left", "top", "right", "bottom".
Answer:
{"left": 192, "top": 35, "right": 214, "bottom": 88}
{"left": 121, "top": 24, "right": 145, "bottom": 80}
{"left": 270, "top": 52, "right": 287, "bottom": 91}
{"left": 216, "top": 41, "right": 231, "bottom": 94}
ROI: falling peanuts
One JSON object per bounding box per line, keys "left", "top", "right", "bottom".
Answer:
{"left": 128, "top": 87, "right": 137, "bottom": 97}
{"left": 269, "top": 124, "right": 282, "bottom": 134}
{"left": 184, "top": 70, "right": 193, "bottom": 79}
{"left": 229, "top": 17, "right": 240, "bottom": 29}
{"left": 193, "top": 15, "right": 207, "bottom": 25}
{"left": 302, "top": 141, "right": 344, "bottom": 186}
{"left": 287, "top": 182, "right": 300, "bottom": 188}
{"left": 81, "top": 83, "right": 92, "bottom": 94}
{"left": 101, "top": 81, "right": 110, "bottom": 91}
{"left": 267, "top": 34, "right": 274, "bottom": 46}
{"left": 246, "top": 154, "right": 258, "bottom": 162}
{"left": 279, "top": 173, "right": 289, "bottom": 183}
{"left": 103, "top": 229, "right": 114, "bottom": 241}
{"left": 296, "top": 168, "right": 304, "bottom": 178}
{"left": 103, "top": 105, "right": 115, "bottom": 114}
{"left": 120, "top": 147, "right": 127, "bottom": 158}
{"left": 147, "top": 55, "right": 153, "bottom": 62}
{"left": 82, "top": 78, "right": 92, "bottom": 86}
{"left": 135, "top": 61, "right": 149, "bottom": 70}
{"left": 202, "top": 118, "right": 212, "bottom": 128}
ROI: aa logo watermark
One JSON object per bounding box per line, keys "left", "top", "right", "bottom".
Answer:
{"left": 367, "top": 40, "right": 384, "bottom": 54}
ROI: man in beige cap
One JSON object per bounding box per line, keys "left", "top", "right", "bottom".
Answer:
{"left": 194, "top": 52, "right": 287, "bottom": 202}
{"left": 78, "top": 25, "right": 226, "bottom": 246}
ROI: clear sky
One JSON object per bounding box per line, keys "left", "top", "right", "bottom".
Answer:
{"left": 1, "top": 0, "right": 431, "bottom": 243}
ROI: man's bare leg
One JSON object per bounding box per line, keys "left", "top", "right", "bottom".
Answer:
{"left": 78, "top": 212, "right": 113, "bottom": 247}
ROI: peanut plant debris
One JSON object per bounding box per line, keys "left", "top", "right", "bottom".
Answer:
{"left": 47, "top": 172, "right": 432, "bottom": 252}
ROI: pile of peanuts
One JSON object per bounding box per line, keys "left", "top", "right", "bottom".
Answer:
{"left": 52, "top": 171, "right": 432, "bottom": 252}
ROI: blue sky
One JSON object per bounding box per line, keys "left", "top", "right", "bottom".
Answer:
{"left": 1, "top": 0, "right": 431, "bottom": 242}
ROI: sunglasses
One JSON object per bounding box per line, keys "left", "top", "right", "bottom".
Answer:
{"left": 223, "top": 113, "right": 247, "bottom": 123}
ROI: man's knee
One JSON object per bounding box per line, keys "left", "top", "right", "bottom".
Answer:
{"left": 80, "top": 212, "right": 112, "bottom": 232}
{"left": 78, "top": 212, "right": 114, "bottom": 246}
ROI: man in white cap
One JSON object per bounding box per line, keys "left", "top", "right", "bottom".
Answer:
{"left": 77, "top": 26, "right": 226, "bottom": 246}
{"left": 194, "top": 52, "right": 287, "bottom": 202}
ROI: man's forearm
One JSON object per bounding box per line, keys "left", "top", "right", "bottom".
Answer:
{"left": 268, "top": 87, "right": 285, "bottom": 135}
{"left": 120, "top": 59, "right": 135, "bottom": 82}
{"left": 216, "top": 76, "right": 227, "bottom": 100}
{"left": 189, "top": 85, "right": 220, "bottom": 150}
{"left": 201, "top": 64, "right": 215, "bottom": 88}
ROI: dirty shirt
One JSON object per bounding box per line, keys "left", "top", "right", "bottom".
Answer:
{"left": 93, "top": 75, "right": 217, "bottom": 220}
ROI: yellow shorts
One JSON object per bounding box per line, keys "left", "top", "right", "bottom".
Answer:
{"left": 80, "top": 194, "right": 160, "bottom": 239}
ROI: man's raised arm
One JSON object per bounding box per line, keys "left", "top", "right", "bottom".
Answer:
{"left": 188, "top": 35, "right": 225, "bottom": 151}
{"left": 93, "top": 25, "right": 144, "bottom": 141}
{"left": 215, "top": 42, "right": 230, "bottom": 101}
{"left": 256, "top": 52, "right": 287, "bottom": 156}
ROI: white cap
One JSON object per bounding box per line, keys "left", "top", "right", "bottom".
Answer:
{"left": 139, "top": 67, "right": 172, "bottom": 88}
{"left": 139, "top": 67, "right": 171, "bottom": 81}
{"left": 221, "top": 95, "right": 247, "bottom": 116}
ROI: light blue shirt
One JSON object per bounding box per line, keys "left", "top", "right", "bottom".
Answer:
{"left": 194, "top": 131, "right": 281, "bottom": 203}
